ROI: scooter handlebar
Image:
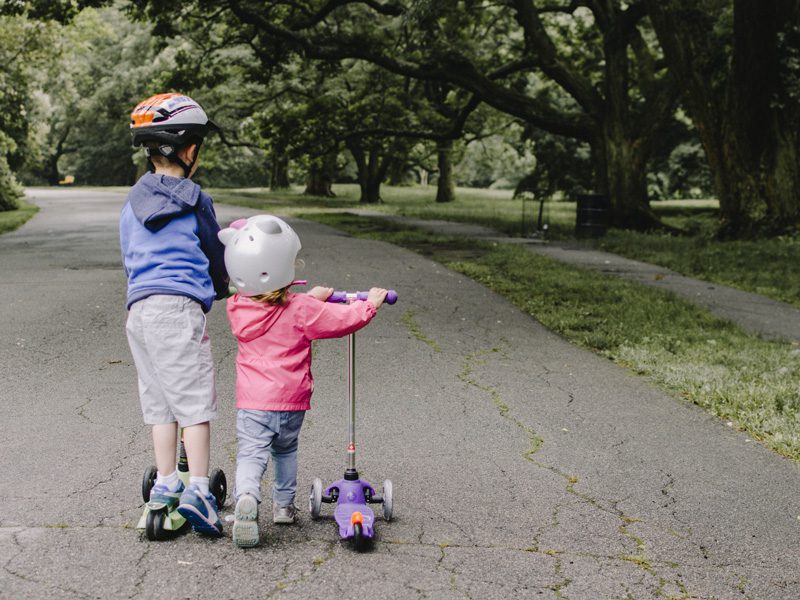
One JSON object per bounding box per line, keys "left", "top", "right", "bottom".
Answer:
{"left": 328, "top": 290, "right": 397, "bottom": 305}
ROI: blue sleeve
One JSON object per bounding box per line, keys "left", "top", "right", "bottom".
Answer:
{"left": 196, "top": 193, "right": 229, "bottom": 300}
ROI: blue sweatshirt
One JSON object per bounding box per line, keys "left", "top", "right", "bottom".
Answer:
{"left": 120, "top": 173, "right": 228, "bottom": 312}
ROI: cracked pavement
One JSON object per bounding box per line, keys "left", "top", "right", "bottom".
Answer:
{"left": 0, "top": 189, "right": 798, "bottom": 599}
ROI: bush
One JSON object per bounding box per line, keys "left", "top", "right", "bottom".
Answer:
{"left": 0, "top": 154, "right": 23, "bottom": 211}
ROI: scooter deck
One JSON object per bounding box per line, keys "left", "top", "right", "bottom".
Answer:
{"left": 136, "top": 502, "right": 188, "bottom": 532}
{"left": 327, "top": 478, "right": 377, "bottom": 539}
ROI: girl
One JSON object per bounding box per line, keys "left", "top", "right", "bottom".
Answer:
{"left": 218, "top": 215, "right": 388, "bottom": 548}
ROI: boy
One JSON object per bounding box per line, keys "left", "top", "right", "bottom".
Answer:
{"left": 120, "top": 93, "right": 228, "bottom": 536}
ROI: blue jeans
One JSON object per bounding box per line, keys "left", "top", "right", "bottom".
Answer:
{"left": 235, "top": 409, "right": 306, "bottom": 506}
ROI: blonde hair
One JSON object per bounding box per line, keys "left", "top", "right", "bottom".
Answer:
{"left": 250, "top": 286, "right": 290, "bottom": 305}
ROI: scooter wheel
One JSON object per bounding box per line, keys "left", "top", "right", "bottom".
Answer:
{"left": 210, "top": 468, "right": 227, "bottom": 509}
{"left": 142, "top": 465, "right": 157, "bottom": 503}
{"left": 309, "top": 478, "right": 323, "bottom": 519}
{"left": 351, "top": 522, "right": 370, "bottom": 552}
{"left": 145, "top": 508, "right": 167, "bottom": 541}
{"left": 382, "top": 479, "right": 393, "bottom": 522}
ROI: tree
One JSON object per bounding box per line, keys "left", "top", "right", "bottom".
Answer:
{"left": 0, "top": 14, "right": 58, "bottom": 209}
{"left": 15, "top": 6, "right": 182, "bottom": 187}
{"left": 197, "top": 1, "right": 680, "bottom": 229}
{"left": 645, "top": 0, "right": 800, "bottom": 236}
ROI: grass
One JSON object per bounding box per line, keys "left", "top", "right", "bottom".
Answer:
{"left": 301, "top": 212, "right": 800, "bottom": 461}
{"left": 599, "top": 229, "right": 800, "bottom": 309}
{"left": 598, "top": 200, "right": 800, "bottom": 308}
{"left": 211, "top": 183, "right": 577, "bottom": 238}
{"left": 0, "top": 199, "right": 39, "bottom": 235}
{"left": 213, "top": 185, "right": 797, "bottom": 308}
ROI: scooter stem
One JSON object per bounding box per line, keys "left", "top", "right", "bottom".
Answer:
{"left": 346, "top": 331, "right": 357, "bottom": 476}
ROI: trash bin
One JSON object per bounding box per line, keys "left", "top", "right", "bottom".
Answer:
{"left": 575, "top": 193, "right": 609, "bottom": 238}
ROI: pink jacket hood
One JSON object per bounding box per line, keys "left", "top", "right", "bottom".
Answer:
{"left": 226, "top": 292, "right": 377, "bottom": 411}
{"left": 227, "top": 294, "right": 287, "bottom": 342}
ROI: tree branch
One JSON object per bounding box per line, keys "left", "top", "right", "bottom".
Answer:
{"left": 227, "top": 0, "right": 593, "bottom": 139}
{"left": 288, "top": 0, "right": 404, "bottom": 30}
{"left": 510, "top": 0, "right": 605, "bottom": 115}
{"left": 537, "top": 1, "right": 586, "bottom": 15}
{"left": 216, "top": 128, "right": 264, "bottom": 150}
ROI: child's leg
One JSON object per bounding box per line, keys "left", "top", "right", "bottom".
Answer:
{"left": 155, "top": 297, "right": 218, "bottom": 482}
{"left": 270, "top": 411, "right": 306, "bottom": 507}
{"left": 235, "top": 410, "right": 279, "bottom": 503}
{"left": 183, "top": 422, "right": 210, "bottom": 478}
{"left": 152, "top": 422, "right": 178, "bottom": 476}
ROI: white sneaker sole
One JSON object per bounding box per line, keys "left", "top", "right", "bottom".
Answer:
{"left": 233, "top": 496, "right": 259, "bottom": 548}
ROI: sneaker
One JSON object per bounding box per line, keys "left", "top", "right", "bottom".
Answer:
{"left": 232, "top": 494, "right": 259, "bottom": 548}
{"left": 148, "top": 481, "right": 184, "bottom": 510}
{"left": 177, "top": 484, "right": 223, "bottom": 536}
{"left": 273, "top": 502, "right": 298, "bottom": 524}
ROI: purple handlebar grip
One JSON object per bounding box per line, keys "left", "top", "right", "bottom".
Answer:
{"left": 327, "top": 290, "right": 397, "bottom": 305}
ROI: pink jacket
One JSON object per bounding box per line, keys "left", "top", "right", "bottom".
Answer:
{"left": 226, "top": 292, "right": 377, "bottom": 411}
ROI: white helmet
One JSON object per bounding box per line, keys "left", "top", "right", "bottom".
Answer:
{"left": 218, "top": 215, "right": 301, "bottom": 296}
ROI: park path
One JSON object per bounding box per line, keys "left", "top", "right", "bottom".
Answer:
{"left": 0, "top": 188, "right": 798, "bottom": 599}
{"left": 351, "top": 210, "right": 800, "bottom": 343}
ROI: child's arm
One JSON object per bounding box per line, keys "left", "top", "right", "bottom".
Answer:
{"left": 195, "top": 194, "right": 229, "bottom": 299}
{"left": 301, "top": 290, "right": 384, "bottom": 340}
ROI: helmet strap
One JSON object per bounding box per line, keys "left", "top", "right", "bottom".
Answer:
{"left": 144, "top": 140, "right": 202, "bottom": 178}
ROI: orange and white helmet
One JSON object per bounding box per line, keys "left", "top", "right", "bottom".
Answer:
{"left": 130, "top": 93, "right": 218, "bottom": 147}
{"left": 130, "top": 93, "right": 219, "bottom": 175}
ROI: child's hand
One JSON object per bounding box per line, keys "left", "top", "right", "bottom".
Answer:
{"left": 308, "top": 286, "right": 333, "bottom": 301}
{"left": 367, "top": 287, "right": 388, "bottom": 309}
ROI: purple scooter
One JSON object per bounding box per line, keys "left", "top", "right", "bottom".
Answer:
{"left": 308, "top": 289, "right": 397, "bottom": 551}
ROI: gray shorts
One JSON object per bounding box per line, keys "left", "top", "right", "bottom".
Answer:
{"left": 126, "top": 295, "right": 218, "bottom": 427}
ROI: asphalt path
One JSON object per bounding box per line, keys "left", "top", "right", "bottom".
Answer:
{"left": 1, "top": 188, "right": 798, "bottom": 599}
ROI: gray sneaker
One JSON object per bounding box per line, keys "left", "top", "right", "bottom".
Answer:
{"left": 273, "top": 502, "right": 298, "bottom": 524}
{"left": 232, "top": 494, "right": 259, "bottom": 548}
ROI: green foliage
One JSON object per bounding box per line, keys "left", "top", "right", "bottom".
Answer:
{"left": 516, "top": 126, "right": 593, "bottom": 198}
{"left": 0, "top": 0, "right": 107, "bottom": 21}
{"left": 455, "top": 130, "right": 536, "bottom": 189}
{"left": 27, "top": 6, "right": 171, "bottom": 186}
{"left": 646, "top": 110, "right": 712, "bottom": 200}
{"left": 0, "top": 14, "right": 60, "bottom": 207}
{"left": 0, "top": 151, "right": 24, "bottom": 210}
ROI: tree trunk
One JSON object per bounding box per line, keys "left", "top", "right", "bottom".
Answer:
{"left": 361, "top": 175, "right": 382, "bottom": 204}
{"left": 270, "top": 154, "right": 290, "bottom": 190}
{"left": 596, "top": 130, "right": 664, "bottom": 230}
{"left": 646, "top": 0, "right": 800, "bottom": 237}
{"left": 303, "top": 167, "right": 334, "bottom": 197}
{"left": 386, "top": 139, "right": 412, "bottom": 185}
{"left": 360, "top": 146, "right": 383, "bottom": 204}
{"left": 590, "top": 33, "right": 663, "bottom": 231}
{"left": 303, "top": 153, "right": 336, "bottom": 197}
{"left": 45, "top": 124, "right": 73, "bottom": 186}
{"left": 387, "top": 157, "right": 407, "bottom": 186}
{"left": 348, "top": 141, "right": 388, "bottom": 204}
{"left": 418, "top": 168, "right": 429, "bottom": 186}
{"left": 45, "top": 154, "right": 61, "bottom": 186}
{"left": 435, "top": 140, "right": 456, "bottom": 203}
